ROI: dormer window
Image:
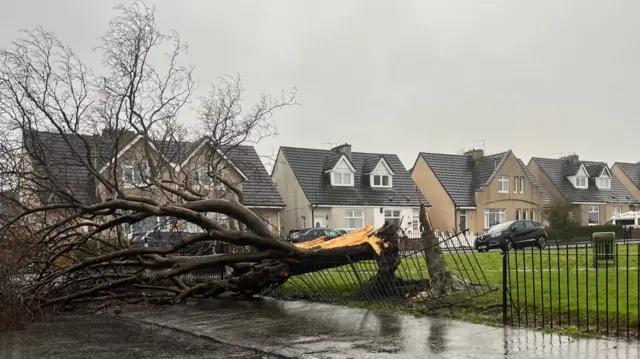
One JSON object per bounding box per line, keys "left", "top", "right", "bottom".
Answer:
{"left": 327, "top": 154, "right": 356, "bottom": 187}
{"left": 596, "top": 167, "right": 612, "bottom": 190}
{"left": 366, "top": 157, "right": 395, "bottom": 189}
{"left": 372, "top": 174, "right": 391, "bottom": 188}
{"left": 575, "top": 176, "right": 588, "bottom": 188}
{"left": 333, "top": 172, "right": 353, "bottom": 186}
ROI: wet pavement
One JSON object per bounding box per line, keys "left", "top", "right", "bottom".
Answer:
{"left": 0, "top": 313, "right": 278, "bottom": 358}
{"left": 123, "top": 298, "right": 639, "bottom": 358}
{"left": 1, "top": 299, "right": 638, "bottom": 358}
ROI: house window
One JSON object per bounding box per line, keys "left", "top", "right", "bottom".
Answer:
{"left": 530, "top": 209, "right": 536, "bottom": 221}
{"left": 412, "top": 208, "right": 420, "bottom": 233}
{"left": 194, "top": 166, "right": 214, "bottom": 186}
{"left": 576, "top": 176, "right": 588, "bottom": 188}
{"left": 333, "top": 172, "right": 353, "bottom": 186}
{"left": 597, "top": 177, "right": 611, "bottom": 189}
{"left": 588, "top": 206, "right": 599, "bottom": 225}
{"left": 513, "top": 177, "right": 519, "bottom": 193}
{"left": 519, "top": 177, "right": 524, "bottom": 194}
{"left": 123, "top": 160, "right": 149, "bottom": 185}
{"left": 372, "top": 174, "right": 391, "bottom": 188}
{"left": 345, "top": 209, "right": 364, "bottom": 229}
{"left": 522, "top": 209, "right": 528, "bottom": 220}
{"left": 613, "top": 207, "right": 622, "bottom": 216}
{"left": 384, "top": 209, "right": 402, "bottom": 226}
{"left": 515, "top": 209, "right": 521, "bottom": 220}
{"left": 498, "top": 176, "right": 509, "bottom": 193}
{"left": 484, "top": 208, "right": 506, "bottom": 229}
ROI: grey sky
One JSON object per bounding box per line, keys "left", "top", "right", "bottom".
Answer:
{"left": 1, "top": 0, "right": 639, "bottom": 169}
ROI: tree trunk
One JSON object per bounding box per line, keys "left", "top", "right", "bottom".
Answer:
{"left": 421, "top": 229, "right": 464, "bottom": 295}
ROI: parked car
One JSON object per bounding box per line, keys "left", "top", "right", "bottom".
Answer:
{"left": 289, "top": 228, "right": 343, "bottom": 243}
{"left": 474, "top": 220, "right": 548, "bottom": 252}
{"left": 286, "top": 228, "right": 314, "bottom": 242}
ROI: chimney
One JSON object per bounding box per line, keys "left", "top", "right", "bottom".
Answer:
{"left": 331, "top": 143, "right": 352, "bottom": 159}
{"left": 560, "top": 154, "right": 579, "bottom": 164}
{"left": 463, "top": 148, "right": 484, "bottom": 162}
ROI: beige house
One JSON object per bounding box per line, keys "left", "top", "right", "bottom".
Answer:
{"left": 410, "top": 149, "right": 549, "bottom": 233}
{"left": 22, "top": 130, "right": 285, "bottom": 235}
{"left": 272, "top": 144, "right": 425, "bottom": 235}
{"left": 528, "top": 155, "right": 639, "bottom": 226}
{"left": 611, "top": 162, "right": 640, "bottom": 204}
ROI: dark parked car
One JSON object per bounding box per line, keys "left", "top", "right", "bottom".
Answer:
{"left": 474, "top": 220, "right": 548, "bottom": 252}
{"left": 289, "top": 228, "right": 343, "bottom": 243}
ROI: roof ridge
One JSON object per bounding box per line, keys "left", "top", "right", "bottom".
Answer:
{"left": 282, "top": 146, "right": 399, "bottom": 157}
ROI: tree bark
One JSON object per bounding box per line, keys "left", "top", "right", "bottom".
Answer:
{"left": 421, "top": 229, "right": 464, "bottom": 295}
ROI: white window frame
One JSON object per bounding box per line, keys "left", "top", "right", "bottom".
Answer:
{"left": 588, "top": 206, "right": 600, "bottom": 225}
{"left": 345, "top": 209, "right": 364, "bottom": 230}
{"left": 371, "top": 174, "right": 392, "bottom": 188}
{"left": 332, "top": 172, "right": 353, "bottom": 186}
{"left": 575, "top": 176, "right": 588, "bottom": 189}
{"left": 412, "top": 208, "right": 420, "bottom": 233}
{"left": 384, "top": 209, "right": 402, "bottom": 226}
{"left": 613, "top": 207, "right": 622, "bottom": 215}
{"left": 596, "top": 176, "right": 611, "bottom": 190}
{"left": 484, "top": 208, "right": 506, "bottom": 229}
{"left": 513, "top": 177, "right": 519, "bottom": 194}
{"left": 519, "top": 176, "right": 524, "bottom": 194}
{"left": 123, "top": 160, "right": 149, "bottom": 186}
{"left": 522, "top": 209, "right": 528, "bottom": 220}
{"left": 498, "top": 176, "right": 509, "bottom": 193}
{"left": 122, "top": 162, "right": 135, "bottom": 185}
{"left": 530, "top": 209, "right": 536, "bottom": 221}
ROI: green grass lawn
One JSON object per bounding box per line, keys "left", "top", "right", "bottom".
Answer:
{"left": 276, "top": 244, "right": 640, "bottom": 337}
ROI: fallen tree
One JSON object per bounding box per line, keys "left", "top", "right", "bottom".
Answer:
{"left": 0, "top": 2, "right": 465, "bottom": 311}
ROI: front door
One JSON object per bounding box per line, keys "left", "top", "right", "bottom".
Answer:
{"left": 314, "top": 218, "right": 326, "bottom": 228}
{"left": 459, "top": 210, "right": 467, "bottom": 231}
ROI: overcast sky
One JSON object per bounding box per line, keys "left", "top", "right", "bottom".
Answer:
{"left": 1, "top": 0, "right": 639, "bottom": 169}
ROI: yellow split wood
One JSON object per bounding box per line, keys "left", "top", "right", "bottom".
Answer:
{"left": 294, "top": 225, "right": 385, "bottom": 255}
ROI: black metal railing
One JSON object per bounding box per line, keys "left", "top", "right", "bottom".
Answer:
{"left": 261, "top": 231, "right": 496, "bottom": 313}
{"left": 503, "top": 241, "right": 640, "bottom": 339}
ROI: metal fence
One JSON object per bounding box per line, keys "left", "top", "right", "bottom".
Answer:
{"left": 260, "top": 231, "right": 496, "bottom": 313}
{"left": 503, "top": 241, "right": 640, "bottom": 340}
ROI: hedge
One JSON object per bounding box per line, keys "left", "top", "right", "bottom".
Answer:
{"left": 546, "top": 225, "right": 625, "bottom": 243}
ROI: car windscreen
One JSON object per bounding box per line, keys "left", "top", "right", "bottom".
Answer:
{"left": 488, "top": 221, "right": 514, "bottom": 233}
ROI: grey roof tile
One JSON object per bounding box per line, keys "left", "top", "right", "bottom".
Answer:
{"left": 473, "top": 152, "right": 509, "bottom": 191}
{"left": 362, "top": 156, "right": 384, "bottom": 174}
{"left": 24, "top": 131, "right": 283, "bottom": 208}
{"left": 280, "top": 146, "right": 424, "bottom": 207}
{"left": 531, "top": 157, "right": 639, "bottom": 204}
{"left": 419, "top": 153, "right": 475, "bottom": 207}
{"left": 223, "top": 146, "right": 285, "bottom": 207}
{"left": 614, "top": 162, "right": 640, "bottom": 189}
{"left": 518, "top": 158, "right": 554, "bottom": 205}
{"left": 419, "top": 151, "right": 509, "bottom": 207}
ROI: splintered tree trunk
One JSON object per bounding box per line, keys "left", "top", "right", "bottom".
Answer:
{"left": 421, "top": 229, "right": 464, "bottom": 295}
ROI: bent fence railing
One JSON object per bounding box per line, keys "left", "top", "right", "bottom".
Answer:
{"left": 260, "top": 231, "right": 496, "bottom": 313}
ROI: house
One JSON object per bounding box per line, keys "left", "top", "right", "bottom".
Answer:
{"left": 21, "top": 130, "right": 285, "bottom": 234}
{"left": 271, "top": 144, "right": 425, "bottom": 235}
{"left": 411, "top": 149, "right": 549, "bottom": 233}
{"left": 528, "top": 155, "right": 639, "bottom": 226}
{"left": 611, "top": 162, "right": 640, "bottom": 203}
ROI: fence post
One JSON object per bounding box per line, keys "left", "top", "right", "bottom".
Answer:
{"left": 502, "top": 250, "right": 508, "bottom": 324}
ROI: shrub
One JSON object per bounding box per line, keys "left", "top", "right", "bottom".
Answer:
{"left": 546, "top": 225, "right": 625, "bottom": 243}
